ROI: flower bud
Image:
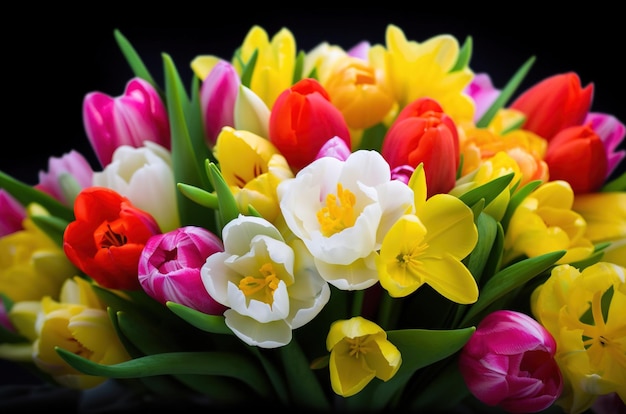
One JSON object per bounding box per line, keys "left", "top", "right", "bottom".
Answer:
{"left": 200, "top": 60, "right": 240, "bottom": 146}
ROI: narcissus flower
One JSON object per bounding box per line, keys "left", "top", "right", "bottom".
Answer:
{"left": 138, "top": 226, "right": 227, "bottom": 315}
{"left": 82, "top": 77, "right": 170, "bottom": 167}
{"left": 326, "top": 316, "right": 401, "bottom": 397}
{"left": 458, "top": 310, "right": 563, "bottom": 413}
{"left": 63, "top": 187, "right": 161, "bottom": 290}
{"left": 201, "top": 215, "right": 330, "bottom": 348}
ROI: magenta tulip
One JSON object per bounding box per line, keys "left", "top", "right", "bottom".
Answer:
{"left": 35, "top": 150, "right": 94, "bottom": 206}
{"left": 200, "top": 60, "right": 241, "bottom": 146}
{"left": 138, "top": 226, "right": 227, "bottom": 315}
{"left": 82, "top": 77, "right": 170, "bottom": 167}
{"left": 585, "top": 112, "right": 626, "bottom": 179}
{"left": 0, "top": 190, "right": 25, "bottom": 237}
{"left": 458, "top": 310, "right": 563, "bottom": 413}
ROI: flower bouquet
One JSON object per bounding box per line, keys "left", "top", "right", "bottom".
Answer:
{"left": 0, "top": 24, "right": 625, "bottom": 413}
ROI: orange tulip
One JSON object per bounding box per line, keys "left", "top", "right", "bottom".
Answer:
{"left": 544, "top": 124, "right": 608, "bottom": 194}
{"left": 381, "top": 98, "right": 459, "bottom": 197}
{"left": 269, "top": 78, "right": 351, "bottom": 172}
{"left": 510, "top": 72, "right": 593, "bottom": 141}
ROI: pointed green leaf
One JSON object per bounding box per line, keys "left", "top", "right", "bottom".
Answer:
{"left": 451, "top": 36, "right": 472, "bottom": 72}
{"left": 500, "top": 179, "right": 542, "bottom": 232}
{"left": 113, "top": 29, "right": 160, "bottom": 96}
{"left": 0, "top": 171, "right": 74, "bottom": 222}
{"left": 293, "top": 50, "right": 305, "bottom": 84}
{"left": 476, "top": 56, "right": 536, "bottom": 128}
{"left": 240, "top": 49, "right": 258, "bottom": 88}
{"left": 460, "top": 250, "right": 565, "bottom": 326}
{"left": 166, "top": 301, "right": 232, "bottom": 335}
{"left": 458, "top": 173, "right": 513, "bottom": 208}
{"left": 206, "top": 161, "right": 240, "bottom": 231}
{"left": 55, "top": 348, "right": 274, "bottom": 399}
{"left": 177, "top": 183, "right": 219, "bottom": 209}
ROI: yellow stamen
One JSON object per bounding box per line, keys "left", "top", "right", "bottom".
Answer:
{"left": 317, "top": 183, "right": 356, "bottom": 237}
{"left": 346, "top": 336, "right": 371, "bottom": 359}
{"left": 238, "top": 263, "right": 280, "bottom": 305}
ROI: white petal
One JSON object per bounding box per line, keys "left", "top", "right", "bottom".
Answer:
{"left": 223, "top": 310, "right": 292, "bottom": 349}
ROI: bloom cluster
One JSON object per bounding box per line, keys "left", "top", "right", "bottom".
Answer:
{"left": 1, "top": 25, "right": 625, "bottom": 413}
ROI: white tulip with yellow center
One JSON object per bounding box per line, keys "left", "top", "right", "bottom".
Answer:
{"left": 200, "top": 215, "right": 330, "bottom": 348}
{"left": 277, "top": 150, "right": 415, "bottom": 290}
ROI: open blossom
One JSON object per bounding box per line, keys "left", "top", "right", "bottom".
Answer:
{"left": 32, "top": 276, "right": 131, "bottom": 389}
{"left": 459, "top": 310, "right": 563, "bottom": 413}
{"left": 138, "top": 226, "right": 227, "bottom": 315}
{"left": 269, "top": 78, "right": 351, "bottom": 173}
{"left": 277, "top": 150, "right": 414, "bottom": 290}
{"left": 83, "top": 77, "right": 170, "bottom": 167}
{"left": 326, "top": 316, "right": 401, "bottom": 397}
{"left": 531, "top": 262, "right": 626, "bottom": 414}
{"left": 63, "top": 187, "right": 161, "bottom": 290}
{"left": 35, "top": 150, "right": 94, "bottom": 206}
{"left": 92, "top": 142, "right": 180, "bottom": 232}
{"left": 201, "top": 215, "right": 330, "bottom": 348}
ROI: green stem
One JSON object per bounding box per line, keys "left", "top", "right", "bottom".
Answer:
{"left": 351, "top": 290, "right": 364, "bottom": 317}
{"left": 376, "top": 292, "right": 395, "bottom": 330}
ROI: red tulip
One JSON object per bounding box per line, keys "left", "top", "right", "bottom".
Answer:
{"left": 381, "top": 98, "right": 459, "bottom": 197}
{"left": 544, "top": 124, "right": 608, "bottom": 193}
{"left": 510, "top": 72, "right": 593, "bottom": 141}
{"left": 269, "top": 78, "right": 351, "bottom": 172}
{"left": 63, "top": 187, "right": 161, "bottom": 290}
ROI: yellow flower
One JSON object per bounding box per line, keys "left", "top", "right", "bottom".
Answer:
{"left": 214, "top": 126, "right": 293, "bottom": 223}
{"left": 326, "top": 316, "right": 401, "bottom": 397}
{"left": 0, "top": 204, "right": 77, "bottom": 302}
{"left": 503, "top": 180, "right": 594, "bottom": 265}
{"left": 377, "top": 165, "right": 478, "bottom": 303}
{"left": 32, "top": 277, "right": 131, "bottom": 389}
{"left": 531, "top": 262, "right": 626, "bottom": 414}
{"left": 369, "top": 24, "right": 475, "bottom": 124}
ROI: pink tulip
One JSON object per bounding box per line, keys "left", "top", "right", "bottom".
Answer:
{"left": 458, "top": 310, "right": 563, "bottom": 413}
{"left": 200, "top": 60, "right": 241, "bottom": 146}
{"left": 315, "top": 136, "right": 351, "bottom": 161}
{"left": 35, "top": 150, "right": 94, "bottom": 206}
{"left": 138, "top": 226, "right": 227, "bottom": 315}
{"left": 585, "top": 112, "right": 626, "bottom": 179}
{"left": 82, "top": 77, "right": 170, "bottom": 167}
{"left": 465, "top": 73, "right": 500, "bottom": 123}
{"left": 0, "top": 190, "right": 25, "bottom": 236}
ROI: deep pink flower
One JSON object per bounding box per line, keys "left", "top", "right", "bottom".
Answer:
{"left": 466, "top": 73, "right": 500, "bottom": 123}
{"left": 0, "top": 190, "right": 26, "bottom": 237}
{"left": 83, "top": 77, "right": 170, "bottom": 167}
{"left": 200, "top": 60, "right": 241, "bottom": 146}
{"left": 35, "top": 150, "right": 94, "bottom": 205}
{"left": 585, "top": 112, "right": 626, "bottom": 179}
{"left": 138, "top": 226, "right": 227, "bottom": 315}
{"left": 458, "top": 310, "right": 563, "bottom": 413}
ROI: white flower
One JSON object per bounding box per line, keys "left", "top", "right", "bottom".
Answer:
{"left": 92, "top": 141, "right": 180, "bottom": 232}
{"left": 201, "top": 215, "right": 330, "bottom": 348}
{"left": 277, "top": 150, "right": 414, "bottom": 290}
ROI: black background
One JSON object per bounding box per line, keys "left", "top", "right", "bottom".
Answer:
{"left": 3, "top": 8, "right": 625, "bottom": 184}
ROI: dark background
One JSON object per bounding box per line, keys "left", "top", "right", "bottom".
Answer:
{"left": 3, "top": 9, "right": 625, "bottom": 184}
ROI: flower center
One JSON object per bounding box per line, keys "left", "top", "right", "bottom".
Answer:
{"left": 316, "top": 183, "right": 356, "bottom": 237}
{"left": 95, "top": 221, "right": 128, "bottom": 248}
{"left": 346, "top": 335, "right": 371, "bottom": 358}
{"left": 238, "top": 263, "right": 280, "bottom": 305}
{"left": 396, "top": 241, "right": 429, "bottom": 278}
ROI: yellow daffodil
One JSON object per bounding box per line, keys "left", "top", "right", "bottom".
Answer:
{"left": 0, "top": 204, "right": 77, "bottom": 302}
{"left": 33, "top": 276, "right": 131, "bottom": 389}
{"left": 531, "top": 262, "right": 626, "bottom": 414}
{"left": 326, "top": 316, "right": 401, "bottom": 397}
{"left": 214, "top": 126, "right": 293, "bottom": 223}
{"left": 369, "top": 24, "right": 475, "bottom": 124}
{"left": 503, "top": 180, "right": 594, "bottom": 265}
{"left": 377, "top": 165, "right": 478, "bottom": 302}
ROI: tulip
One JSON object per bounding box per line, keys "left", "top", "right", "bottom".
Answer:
{"left": 326, "top": 316, "right": 401, "bottom": 397}
{"left": 63, "top": 187, "right": 161, "bottom": 290}
{"left": 138, "top": 226, "right": 227, "bottom": 315}
{"left": 234, "top": 84, "right": 271, "bottom": 138}
{"left": 269, "top": 78, "right": 351, "bottom": 172}
{"left": 200, "top": 60, "right": 240, "bottom": 146}
{"left": 544, "top": 124, "right": 607, "bottom": 193}
{"left": 585, "top": 112, "right": 626, "bottom": 179}
{"left": 92, "top": 142, "right": 180, "bottom": 232}
{"left": 1, "top": 300, "right": 41, "bottom": 361}
{"left": 315, "top": 136, "right": 351, "bottom": 162}
{"left": 465, "top": 73, "right": 500, "bottom": 123}
{"left": 381, "top": 97, "right": 459, "bottom": 197}
{"left": 35, "top": 150, "right": 94, "bottom": 206}
{"left": 459, "top": 310, "right": 563, "bottom": 413}
{"left": 0, "top": 189, "right": 25, "bottom": 236}
{"left": 510, "top": 72, "right": 593, "bottom": 141}
{"left": 82, "top": 77, "right": 170, "bottom": 167}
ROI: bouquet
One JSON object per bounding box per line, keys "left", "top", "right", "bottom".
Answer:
{"left": 1, "top": 24, "right": 625, "bottom": 413}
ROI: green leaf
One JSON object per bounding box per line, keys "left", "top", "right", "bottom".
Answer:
{"left": 0, "top": 171, "right": 74, "bottom": 222}
{"left": 206, "top": 161, "right": 240, "bottom": 232}
{"left": 293, "top": 50, "right": 305, "bottom": 84}
{"left": 357, "top": 122, "right": 388, "bottom": 152}
{"left": 55, "top": 348, "right": 274, "bottom": 399}
{"left": 166, "top": 302, "right": 232, "bottom": 335}
{"left": 177, "top": 183, "right": 219, "bottom": 210}
{"left": 30, "top": 214, "right": 69, "bottom": 248}
{"left": 602, "top": 171, "right": 626, "bottom": 192}
{"left": 278, "top": 339, "right": 330, "bottom": 411}
{"left": 476, "top": 55, "right": 536, "bottom": 128}
{"left": 409, "top": 357, "right": 470, "bottom": 411}
{"left": 460, "top": 250, "right": 565, "bottom": 326}
{"left": 113, "top": 29, "right": 160, "bottom": 96}
{"left": 240, "top": 49, "right": 258, "bottom": 88}
{"left": 458, "top": 173, "right": 513, "bottom": 208}
{"left": 451, "top": 36, "right": 472, "bottom": 72}
{"left": 347, "top": 327, "right": 475, "bottom": 411}
{"left": 500, "top": 179, "right": 542, "bottom": 232}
